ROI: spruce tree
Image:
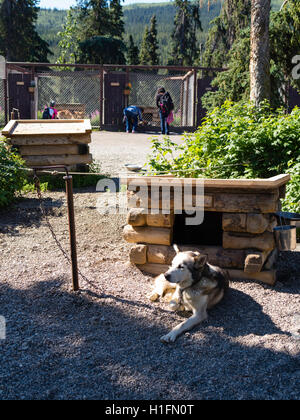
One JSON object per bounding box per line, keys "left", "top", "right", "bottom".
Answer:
{"left": 0, "top": 0, "right": 51, "bottom": 62}
{"left": 203, "top": 0, "right": 251, "bottom": 68}
{"left": 76, "top": 0, "right": 126, "bottom": 64}
{"left": 202, "top": 2, "right": 300, "bottom": 111}
{"left": 109, "top": 0, "right": 124, "bottom": 39}
{"left": 127, "top": 35, "right": 139, "bottom": 65}
{"left": 148, "top": 15, "right": 159, "bottom": 66}
{"left": 139, "top": 15, "right": 159, "bottom": 65}
{"left": 169, "top": 0, "right": 202, "bottom": 66}
{"left": 139, "top": 26, "right": 151, "bottom": 65}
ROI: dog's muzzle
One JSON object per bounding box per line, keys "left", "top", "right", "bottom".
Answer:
{"left": 165, "top": 272, "right": 178, "bottom": 283}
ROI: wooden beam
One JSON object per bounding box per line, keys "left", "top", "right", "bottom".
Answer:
{"left": 223, "top": 231, "right": 275, "bottom": 252}
{"left": 228, "top": 269, "right": 277, "bottom": 286}
{"left": 130, "top": 244, "right": 147, "bottom": 265}
{"left": 127, "top": 208, "right": 147, "bottom": 227}
{"left": 8, "top": 134, "right": 91, "bottom": 146}
{"left": 124, "top": 174, "right": 290, "bottom": 191}
{"left": 136, "top": 263, "right": 169, "bottom": 276}
{"left": 24, "top": 154, "right": 93, "bottom": 167}
{"left": 19, "top": 145, "right": 80, "bottom": 156}
{"left": 123, "top": 225, "right": 172, "bottom": 246}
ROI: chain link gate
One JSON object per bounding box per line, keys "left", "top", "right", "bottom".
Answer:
{"left": 35, "top": 65, "right": 200, "bottom": 130}
{"left": 128, "top": 69, "right": 196, "bottom": 128}
{"left": 37, "top": 70, "right": 101, "bottom": 128}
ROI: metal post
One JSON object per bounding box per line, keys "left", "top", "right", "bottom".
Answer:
{"left": 4, "top": 62, "right": 8, "bottom": 124}
{"left": 193, "top": 68, "right": 197, "bottom": 128}
{"left": 99, "top": 66, "right": 104, "bottom": 131}
{"left": 64, "top": 175, "right": 79, "bottom": 291}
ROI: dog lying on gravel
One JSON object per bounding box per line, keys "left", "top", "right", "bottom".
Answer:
{"left": 150, "top": 245, "right": 230, "bottom": 343}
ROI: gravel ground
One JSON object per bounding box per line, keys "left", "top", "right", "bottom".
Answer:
{"left": 0, "top": 188, "right": 299, "bottom": 401}
{"left": 89, "top": 131, "right": 184, "bottom": 175}
{"left": 0, "top": 132, "right": 299, "bottom": 400}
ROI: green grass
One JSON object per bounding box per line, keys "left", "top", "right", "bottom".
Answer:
{"left": 22, "top": 172, "right": 108, "bottom": 193}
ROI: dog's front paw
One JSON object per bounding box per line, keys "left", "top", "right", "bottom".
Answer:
{"left": 169, "top": 300, "right": 180, "bottom": 311}
{"left": 149, "top": 292, "right": 159, "bottom": 302}
{"left": 160, "top": 331, "right": 178, "bottom": 344}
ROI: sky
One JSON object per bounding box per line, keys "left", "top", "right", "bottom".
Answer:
{"left": 39, "top": 0, "right": 170, "bottom": 9}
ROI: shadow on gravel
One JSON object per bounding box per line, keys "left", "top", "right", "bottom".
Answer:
{"left": 276, "top": 250, "right": 300, "bottom": 293}
{"left": 0, "top": 277, "right": 299, "bottom": 400}
{"left": 0, "top": 197, "right": 64, "bottom": 234}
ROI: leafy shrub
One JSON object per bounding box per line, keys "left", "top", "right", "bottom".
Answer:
{"left": 147, "top": 101, "right": 300, "bottom": 212}
{"left": 281, "top": 159, "right": 300, "bottom": 213}
{"left": 0, "top": 139, "right": 26, "bottom": 207}
{"left": 147, "top": 101, "right": 300, "bottom": 179}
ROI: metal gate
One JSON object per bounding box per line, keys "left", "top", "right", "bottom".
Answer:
{"left": 104, "top": 72, "right": 127, "bottom": 125}
{"left": 197, "top": 76, "right": 216, "bottom": 125}
{"left": 8, "top": 73, "right": 32, "bottom": 119}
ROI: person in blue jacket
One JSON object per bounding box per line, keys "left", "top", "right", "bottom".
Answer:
{"left": 123, "top": 105, "right": 144, "bottom": 133}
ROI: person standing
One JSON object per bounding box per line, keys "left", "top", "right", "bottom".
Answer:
{"left": 156, "top": 87, "right": 174, "bottom": 135}
{"left": 123, "top": 105, "right": 144, "bottom": 133}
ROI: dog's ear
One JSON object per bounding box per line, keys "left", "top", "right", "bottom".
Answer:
{"left": 173, "top": 244, "right": 180, "bottom": 254}
{"left": 193, "top": 253, "right": 207, "bottom": 268}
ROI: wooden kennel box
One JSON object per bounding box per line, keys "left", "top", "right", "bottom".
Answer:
{"left": 123, "top": 174, "right": 291, "bottom": 286}
{"left": 2, "top": 119, "right": 93, "bottom": 168}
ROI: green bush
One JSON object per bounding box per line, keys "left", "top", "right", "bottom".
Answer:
{"left": 0, "top": 139, "right": 27, "bottom": 207}
{"left": 281, "top": 160, "right": 300, "bottom": 213}
{"left": 147, "top": 101, "right": 300, "bottom": 178}
{"left": 147, "top": 101, "right": 300, "bottom": 212}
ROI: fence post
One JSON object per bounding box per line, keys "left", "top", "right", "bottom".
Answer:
{"left": 4, "top": 62, "right": 8, "bottom": 125}
{"left": 193, "top": 68, "right": 197, "bottom": 128}
{"left": 99, "top": 66, "right": 104, "bottom": 131}
{"left": 64, "top": 175, "right": 79, "bottom": 292}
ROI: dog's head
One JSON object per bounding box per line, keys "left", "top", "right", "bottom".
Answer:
{"left": 164, "top": 245, "right": 207, "bottom": 288}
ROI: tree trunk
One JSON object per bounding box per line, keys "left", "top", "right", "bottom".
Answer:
{"left": 249, "top": 0, "right": 271, "bottom": 106}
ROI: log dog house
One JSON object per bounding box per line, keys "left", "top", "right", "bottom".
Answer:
{"left": 123, "top": 174, "right": 291, "bottom": 286}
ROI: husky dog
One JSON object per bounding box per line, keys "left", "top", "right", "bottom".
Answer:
{"left": 150, "top": 245, "right": 229, "bottom": 343}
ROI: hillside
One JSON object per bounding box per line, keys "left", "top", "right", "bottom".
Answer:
{"left": 37, "top": 1, "right": 282, "bottom": 64}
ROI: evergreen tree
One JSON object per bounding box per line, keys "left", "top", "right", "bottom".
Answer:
{"left": 76, "top": 0, "right": 125, "bottom": 64}
{"left": 0, "top": 0, "right": 51, "bottom": 62}
{"left": 78, "top": 36, "right": 126, "bottom": 64}
{"left": 203, "top": 0, "right": 251, "bottom": 68}
{"left": 109, "top": 0, "right": 124, "bottom": 39}
{"left": 169, "top": 0, "right": 202, "bottom": 66}
{"left": 139, "top": 15, "right": 159, "bottom": 65}
{"left": 139, "top": 26, "right": 151, "bottom": 65}
{"left": 147, "top": 15, "right": 159, "bottom": 65}
{"left": 127, "top": 35, "right": 139, "bottom": 65}
{"left": 202, "top": 2, "right": 300, "bottom": 111}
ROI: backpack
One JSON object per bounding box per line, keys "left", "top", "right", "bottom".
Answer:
{"left": 159, "top": 92, "right": 174, "bottom": 117}
{"left": 42, "top": 107, "right": 51, "bottom": 119}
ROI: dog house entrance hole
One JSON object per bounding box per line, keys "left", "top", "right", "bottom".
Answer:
{"left": 173, "top": 211, "right": 223, "bottom": 246}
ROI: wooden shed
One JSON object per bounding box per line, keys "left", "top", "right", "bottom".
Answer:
{"left": 2, "top": 119, "right": 93, "bottom": 168}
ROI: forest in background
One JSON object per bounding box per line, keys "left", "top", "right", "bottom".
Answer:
{"left": 36, "top": 1, "right": 281, "bottom": 65}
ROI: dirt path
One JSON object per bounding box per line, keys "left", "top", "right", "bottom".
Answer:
{"left": 0, "top": 187, "right": 299, "bottom": 400}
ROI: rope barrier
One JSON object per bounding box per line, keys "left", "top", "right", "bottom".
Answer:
{"left": 0, "top": 161, "right": 250, "bottom": 177}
